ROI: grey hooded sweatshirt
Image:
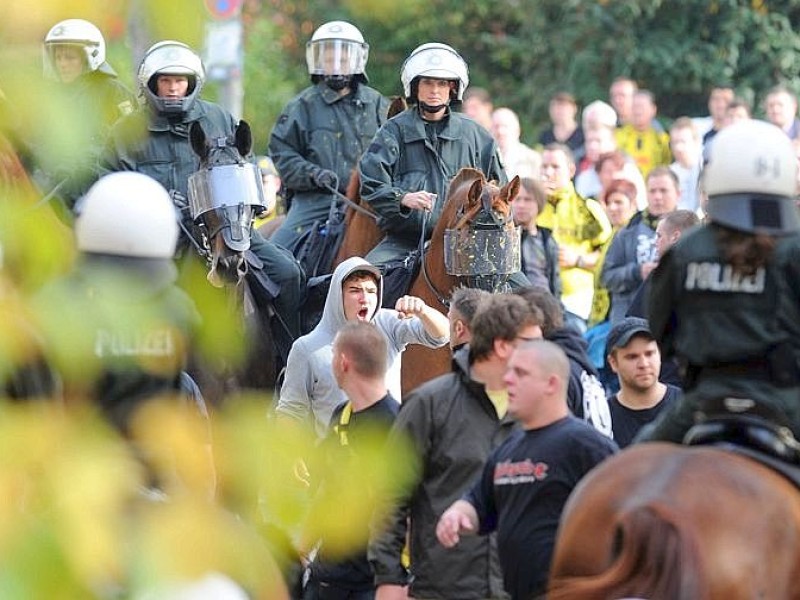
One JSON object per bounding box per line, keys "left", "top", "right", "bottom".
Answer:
{"left": 276, "top": 256, "right": 447, "bottom": 437}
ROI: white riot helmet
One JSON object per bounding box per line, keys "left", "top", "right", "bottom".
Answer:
{"left": 306, "top": 21, "right": 369, "bottom": 89}
{"left": 401, "top": 43, "right": 469, "bottom": 102}
{"left": 77, "top": 172, "right": 178, "bottom": 259}
{"left": 703, "top": 119, "right": 800, "bottom": 235}
{"left": 43, "top": 19, "right": 106, "bottom": 80}
{"left": 137, "top": 41, "right": 205, "bottom": 115}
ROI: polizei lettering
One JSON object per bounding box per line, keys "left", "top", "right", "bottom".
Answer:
{"left": 94, "top": 328, "right": 176, "bottom": 358}
{"left": 684, "top": 262, "right": 765, "bottom": 293}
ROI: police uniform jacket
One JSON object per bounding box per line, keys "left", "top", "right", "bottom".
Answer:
{"left": 268, "top": 82, "right": 389, "bottom": 243}
{"left": 31, "top": 64, "right": 136, "bottom": 208}
{"left": 101, "top": 98, "right": 236, "bottom": 198}
{"left": 359, "top": 107, "right": 506, "bottom": 244}
{"left": 649, "top": 224, "right": 800, "bottom": 412}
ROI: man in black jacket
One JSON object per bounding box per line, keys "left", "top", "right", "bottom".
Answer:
{"left": 369, "top": 293, "right": 542, "bottom": 599}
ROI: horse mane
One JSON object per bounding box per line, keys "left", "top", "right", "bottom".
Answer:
{"left": 549, "top": 503, "right": 707, "bottom": 599}
{"left": 387, "top": 96, "right": 408, "bottom": 118}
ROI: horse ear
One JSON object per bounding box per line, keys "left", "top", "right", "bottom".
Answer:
{"left": 234, "top": 120, "right": 253, "bottom": 157}
{"left": 449, "top": 167, "right": 484, "bottom": 199}
{"left": 502, "top": 176, "right": 521, "bottom": 203}
{"left": 189, "top": 122, "right": 209, "bottom": 161}
{"left": 467, "top": 177, "right": 483, "bottom": 206}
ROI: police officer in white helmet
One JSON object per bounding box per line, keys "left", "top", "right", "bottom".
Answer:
{"left": 358, "top": 42, "right": 508, "bottom": 269}
{"left": 33, "top": 172, "right": 205, "bottom": 438}
{"left": 268, "top": 21, "right": 389, "bottom": 257}
{"left": 100, "top": 40, "right": 305, "bottom": 351}
{"left": 638, "top": 119, "right": 800, "bottom": 447}
{"left": 29, "top": 18, "right": 135, "bottom": 214}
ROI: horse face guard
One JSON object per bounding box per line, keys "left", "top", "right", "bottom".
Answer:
{"left": 443, "top": 187, "right": 520, "bottom": 291}
{"left": 188, "top": 159, "right": 266, "bottom": 253}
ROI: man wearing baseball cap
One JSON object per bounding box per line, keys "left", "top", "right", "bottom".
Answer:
{"left": 605, "top": 317, "right": 682, "bottom": 447}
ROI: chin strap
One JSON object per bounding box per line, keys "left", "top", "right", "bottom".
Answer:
{"left": 419, "top": 102, "right": 448, "bottom": 115}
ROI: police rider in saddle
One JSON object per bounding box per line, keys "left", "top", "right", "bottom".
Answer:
{"left": 100, "top": 40, "right": 305, "bottom": 351}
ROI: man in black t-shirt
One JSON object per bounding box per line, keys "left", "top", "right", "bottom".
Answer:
{"left": 436, "top": 340, "right": 617, "bottom": 599}
{"left": 605, "top": 317, "right": 681, "bottom": 448}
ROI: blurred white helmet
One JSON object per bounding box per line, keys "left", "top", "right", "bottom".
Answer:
{"left": 43, "top": 18, "right": 106, "bottom": 79}
{"left": 306, "top": 21, "right": 368, "bottom": 78}
{"left": 401, "top": 43, "right": 469, "bottom": 101}
{"left": 77, "top": 172, "right": 178, "bottom": 259}
{"left": 137, "top": 41, "right": 205, "bottom": 115}
{"left": 703, "top": 119, "right": 800, "bottom": 234}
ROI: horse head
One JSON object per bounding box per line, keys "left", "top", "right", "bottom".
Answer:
{"left": 187, "top": 120, "right": 265, "bottom": 287}
{"left": 439, "top": 168, "right": 521, "bottom": 292}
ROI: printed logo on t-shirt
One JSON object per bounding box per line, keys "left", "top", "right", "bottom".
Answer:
{"left": 494, "top": 459, "right": 548, "bottom": 485}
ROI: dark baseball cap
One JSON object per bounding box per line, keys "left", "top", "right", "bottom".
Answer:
{"left": 606, "top": 317, "right": 654, "bottom": 355}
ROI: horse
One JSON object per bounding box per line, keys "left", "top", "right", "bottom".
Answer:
{"left": 547, "top": 442, "right": 800, "bottom": 599}
{"left": 398, "top": 167, "right": 521, "bottom": 394}
{"left": 183, "top": 119, "right": 281, "bottom": 401}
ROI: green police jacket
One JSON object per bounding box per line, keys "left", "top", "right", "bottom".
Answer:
{"left": 101, "top": 98, "right": 236, "bottom": 199}
{"left": 359, "top": 107, "right": 506, "bottom": 242}
{"left": 268, "top": 83, "right": 389, "bottom": 224}
{"left": 29, "top": 64, "right": 136, "bottom": 208}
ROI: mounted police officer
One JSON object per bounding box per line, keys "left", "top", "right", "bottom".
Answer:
{"left": 30, "top": 18, "right": 136, "bottom": 213}
{"left": 638, "top": 119, "right": 800, "bottom": 445}
{"left": 269, "top": 20, "right": 389, "bottom": 254}
{"left": 358, "top": 42, "right": 507, "bottom": 268}
{"left": 101, "top": 40, "right": 305, "bottom": 347}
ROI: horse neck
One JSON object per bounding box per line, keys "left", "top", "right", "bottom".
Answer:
{"left": 416, "top": 217, "right": 458, "bottom": 309}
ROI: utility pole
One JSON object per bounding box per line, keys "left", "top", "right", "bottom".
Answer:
{"left": 203, "top": 0, "right": 244, "bottom": 119}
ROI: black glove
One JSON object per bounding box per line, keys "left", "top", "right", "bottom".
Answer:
{"left": 312, "top": 168, "right": 338, "bottom": 190}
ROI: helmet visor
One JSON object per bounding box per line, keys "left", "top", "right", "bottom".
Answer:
{"left": 306, "top": 39, "right": 368, "bottom": 76}
{"left": 188, "top": 162, "right": 266, "bottom": 220}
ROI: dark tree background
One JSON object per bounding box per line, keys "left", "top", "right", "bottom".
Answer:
{"left": 244, "top": 0, "right": 800, "bottom": 145}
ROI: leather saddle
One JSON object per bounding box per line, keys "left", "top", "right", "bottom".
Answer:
{"left": 684, "top": 404, "right": 800, "bottom": 489}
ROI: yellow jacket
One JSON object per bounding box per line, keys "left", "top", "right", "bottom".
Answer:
{"left": 537, "top": 184, "right": 611, "bottom": 320}
{"left": 615, "top": 125, "right": 671, "bottom": 178}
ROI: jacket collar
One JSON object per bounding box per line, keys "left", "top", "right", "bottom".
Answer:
{"left": 147, "top": 100, "right": 206, "bottom": 132}
{"left": 400, "top": 106, "right": 462, "bottom": 143}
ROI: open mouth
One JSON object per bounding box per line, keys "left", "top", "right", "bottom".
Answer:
{"left": 357, "top": 307, "right": 369, "bottom": 320}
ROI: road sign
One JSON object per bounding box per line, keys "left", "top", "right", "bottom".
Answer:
{"left": 205, "top": 0, "right": 242, "bottom": 20}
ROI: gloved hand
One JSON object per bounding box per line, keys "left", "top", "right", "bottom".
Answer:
{"left": 312, "top": 168, "right": 338, "bottom": 190}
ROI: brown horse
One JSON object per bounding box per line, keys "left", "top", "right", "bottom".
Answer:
{"left": 547, "top": 443, "right": 800, "bottom": 599}
{"left": 399, "top": 168, "right": 520, "bottom": 394}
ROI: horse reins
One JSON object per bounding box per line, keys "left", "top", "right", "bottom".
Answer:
{"left": 323, "top": 182, "right": 381, "bottom": 222}
{"left": 419, "top": 206, "right": 452, "bottom": 309}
